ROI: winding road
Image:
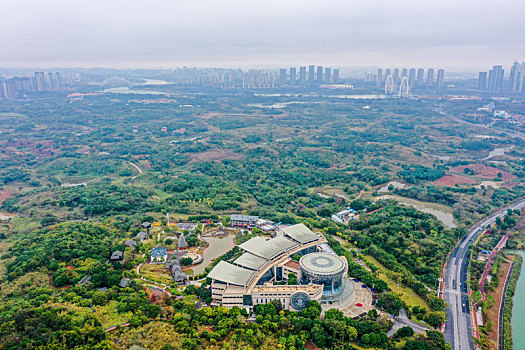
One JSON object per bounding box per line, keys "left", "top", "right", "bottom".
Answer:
{"left": 444, "top": 198, "right": 525, "bottom": 350}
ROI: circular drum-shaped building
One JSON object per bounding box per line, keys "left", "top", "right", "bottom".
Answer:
{"left": 299, "top": 252, "right": 346, "bottom": 297}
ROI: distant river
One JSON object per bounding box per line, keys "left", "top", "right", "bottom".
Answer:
{"left": 253, "top": 93, "right": 388, "bottom": 99}
{"left": 139, "top": 79, "right": 170, "bottom": 85}
{"left": 248, "top": 94, "right": 388, "bottom": 108}
{"left": 102, "top": 87, "right": 168, "bottom": 95}
{"left": 511, "top": 250, "right": 525, "bottom": 349}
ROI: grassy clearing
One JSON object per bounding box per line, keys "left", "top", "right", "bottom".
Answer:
{"left": 333, "top": 235, "right": 356, "bottom": 249}
{"left": 140, "top": 263, "right": 173, "bottom": 285}
{"left": 363, "top": 255, "right": 429, "bottom": 310}
{"left": 94, "top": 300, "right": 132, "bottom": 328}
{"left": 312, "top": 186, "right": 348, "bottom": 197}
{"left": 132, "top": 176, "right": 173, "bottom": 201}
{"left": 50, "top": 302, "right": 94, "bottom": 324}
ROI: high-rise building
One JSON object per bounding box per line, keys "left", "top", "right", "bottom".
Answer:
{"left": 427, "top": 68, "right": 434, "bottom": 86}
{"left": 366, "top": 73, "right": 377, "bottom": 84}
{"left": 1, "top": 80, "right": 14, "bottom": 99}
{"left": 332, "top": 69, "right": 340, "bottom": 84}
{"left": 317, "top": 66, "right": 323, "bottom": 83}
{"left": 437, "top": 69, "right": 445, "bottom": 87}
{"left": 47, "top": 72, "right": 55, "bottom": 90}
{"left": 509, "top": 61, "right": 520, "bottom": 91}
{"left": 0, "top": 81, "right": 6, "bottom": 99}
{"left": 34, "top": 72, "right": 45, "bottom": 91}
{"left": 401, "top": 68, "right": 408, "bottom": 77}
{"left": 478, "top": 72, "right": 487, "bottom": 90}
{"left": 496, "top": 67, "right": 504, "bottom": 90}
{"left": 279, "top": 68, "right": 287, "bottom": 85}
{"left": 377, "top": 68, "right": 383, "bottom": 87}
{"left": 324, "top": 68, "right": 332, "bottom": 84}
{"left": 417, "top": 68, "right": 424, "bottom": 86}
{"left": 299, "top": 66, "right": 306, "bottom": 85}
{"left": 385, "top": 68, "right": 391, "bottom": 81}
{"left": 290, "top": 67, "right": 296, "bottom": 85}
{"left": 519, "top": 62, "right": 525, "bottom": 92}
{"left": 55, "top": 72, "right": 62, "bottom": 91}
{"left": 308, "top": 65, "right": 315, "bottom": 83}
{"left": 408, "top": 68, "right": 416, "bottom": 87}
{"left": 487, "top": 65, "right": 504, "bottom": 90}
{"left": 393, "top": 68, "right": 400, "bottom": 86}
{"left": 487, "top": 69, "right": 495, "bottom": 90}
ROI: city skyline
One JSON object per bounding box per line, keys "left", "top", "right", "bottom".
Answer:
{"left": 1, "top": 0, "right": 524, "bottom": 70}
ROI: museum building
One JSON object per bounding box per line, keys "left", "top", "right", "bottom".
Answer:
{"left": 207, "top": 223, "right": 353, "bottom": 311}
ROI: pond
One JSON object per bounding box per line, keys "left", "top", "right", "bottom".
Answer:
{"left": 191, "top": 235, "right": 236, "bottom": 275}
{"left": 375, "top": 194, "right": 457, "bottom": 228}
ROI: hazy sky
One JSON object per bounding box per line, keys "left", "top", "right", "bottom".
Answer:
{"left": 1, "top": 0, "right": 524, "bottom": 71}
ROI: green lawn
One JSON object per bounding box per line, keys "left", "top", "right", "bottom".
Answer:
{"left": 363, "top": 255, "right": 429, "bottom": 310}
{"left": 140, "top": 263, "right": 174, "bottom": 285}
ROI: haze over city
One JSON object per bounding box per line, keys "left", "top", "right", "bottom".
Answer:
{"left": 1, "top": 0, "right": 524, "bottom": 70}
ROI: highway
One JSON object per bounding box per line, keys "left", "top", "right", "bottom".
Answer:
{"left": 444, "top": 198, "right": 525, "bottom": 350}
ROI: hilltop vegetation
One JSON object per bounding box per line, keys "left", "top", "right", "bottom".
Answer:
{"left": 1, "top": 85, "right": 523, "bottom": 349}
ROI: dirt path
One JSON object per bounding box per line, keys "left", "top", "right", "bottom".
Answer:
{"left": 129, "top": 162, "right": 143, "bottom": 174}
{"left": 354, "top": 188, "right": 365, "bottom": 200}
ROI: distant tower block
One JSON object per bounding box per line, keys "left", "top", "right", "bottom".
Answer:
{"left": 399, "top": 76, "right": 410, "bottom": 97}
{"left": 384, "top": 75, "right": 394, "bottom": 94}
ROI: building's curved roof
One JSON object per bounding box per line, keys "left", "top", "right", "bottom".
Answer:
{"left": 233, "top": 252, "right": 268, "bottom": 271}
{"left": 300, "top": 252, "right": 346, "bottom": 275}
{"left": 281, "top": 223, "right": 319, "bottom": 244}
{"left": 207, "top": 260, "right": 255, "bottom": 286}
{"left": 231, "top": 214, "right": 259, "bottom": 221}
{"left": 239, "top": 235, "right": 298, "bottom": 260}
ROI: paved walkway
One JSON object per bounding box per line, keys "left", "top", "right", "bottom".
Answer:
{"left": 387, "top": 309, "right": 430, "bottom": 337}
{"left": 337, "top": 282, "right": 374, "bottom": 318}
{"left": 135, "top": 262, "right": 170, "bottom": 291}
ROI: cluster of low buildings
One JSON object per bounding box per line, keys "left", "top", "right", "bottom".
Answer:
{"left": 108, "top": 220, "right": 192, "bottom": 285}
{"left": 229, "top": 214, "right": 276, "bottom": 232}
{"left": 331, "top": 208, "right": 359, "bottom": 224}
{"left": 474, "top": 101, "right": 525, "bottom": 125}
